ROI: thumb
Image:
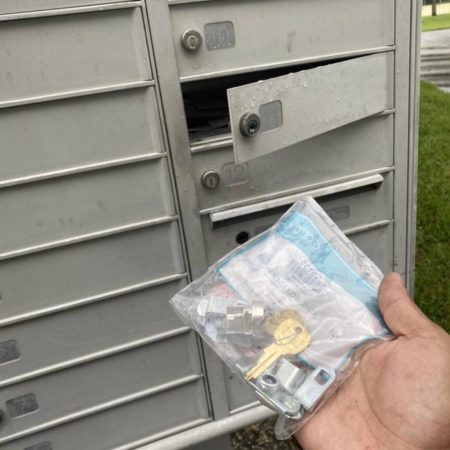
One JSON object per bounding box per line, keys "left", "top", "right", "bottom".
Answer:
{"left": 378, "top": 273, "right": 433, "bottom": 337}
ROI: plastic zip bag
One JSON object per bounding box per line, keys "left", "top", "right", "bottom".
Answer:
{"left": 170, "top": 197, "right": 392, "bottom": 438}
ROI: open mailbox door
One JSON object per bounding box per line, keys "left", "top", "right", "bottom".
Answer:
{"left": 227, "top": 52, "right": 394, "bottom": 163}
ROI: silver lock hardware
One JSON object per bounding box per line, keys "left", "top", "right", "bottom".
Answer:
{"left": 225, "top": 303, "right": 265, "bottom": 336}
{"left": 253, "top": 371, "right": 303, "bottom": 418}
{"left": 258, "top": 373, "right": 279, "bottom": 394}
{"left": 223, "top": 303, "right": 265, "bottom": 345}
{"left": 252, "top": 358, "right": 306, "bottom": 417}
{"left": 254, "top": 385, "right": 303, "bottom": 418}
{"left": 252, "top": 360, "right": 336, "bottom": 418}
{"left": 197, "top": 298, "right": 229, "bottom": 320}
{"left": 239, "top": 112, "right": 261, "bottom": 137}
{"left": 295, "top": 366, "right": 336, "bottom": 411}
{"left": 197, "top": 300, "right": 264, "bottom": 345}
{"left": 273, "top": 358, "right": 306, "bottom": 393}
{"left": 201, "top": 170, "right": 221, "bottom": 189}
{"left": 181, "top": 29, "right": 203, "bottom": 51}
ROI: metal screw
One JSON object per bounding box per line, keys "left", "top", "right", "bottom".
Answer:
{"left": 259, "top": 373, "right": 279, "bottom": 394}
{"left": 201, "top": 170, "right": 221, "bottom": 189}
{"left": 261, "top": 373, "right": 278, "bottom": 386}
{"left": 239, "top": 112, "right": 261, "bottom": 137}
{"left": 181, "top": 30, "right": 203, "bottom": 51}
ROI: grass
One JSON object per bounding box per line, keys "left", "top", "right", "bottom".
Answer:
{"left": 415, "top": 81, "right": 450, "bottom": 332}
{"left": 422, "top": 13, "right": 450, "bottom": 32}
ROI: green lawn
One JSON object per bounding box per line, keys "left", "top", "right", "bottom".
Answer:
{"left": 422, "top": 13, "right": 450, "bottom": 32}
{"left": 415, "top": 81, "right": 450, "bottom": 332}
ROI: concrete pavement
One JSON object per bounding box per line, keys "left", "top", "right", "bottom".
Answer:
{"left": 421, "top": 28, "right": 450, "bottom": 93}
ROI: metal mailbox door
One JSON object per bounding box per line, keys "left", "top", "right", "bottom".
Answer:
{"left": 228, "top": 52, "right": 394, "bottom": 162}
{"left": 169, "top": 0, "right": 394, "bottom": 81}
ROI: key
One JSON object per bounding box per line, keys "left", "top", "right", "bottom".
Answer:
{"left": 245, "top": 310, "right": 310, "bottom": 380}
{"left": 245, "top": 310, "right": 311, "bottom": 380}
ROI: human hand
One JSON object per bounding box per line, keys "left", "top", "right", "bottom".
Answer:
{"left": 295, "top": 273, "right": 450, "bottom": 450}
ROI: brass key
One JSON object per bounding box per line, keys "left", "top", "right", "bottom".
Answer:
{"left": 245, "top": 310, "right": 311, "bottom": 380}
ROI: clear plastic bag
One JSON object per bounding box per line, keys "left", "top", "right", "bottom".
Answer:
{"left": 170, "top": 197, "right": 392, "bottom": 438}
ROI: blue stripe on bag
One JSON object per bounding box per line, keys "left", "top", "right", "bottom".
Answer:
{"left": 276, "top": 211, "right": 384, "bottom": 325}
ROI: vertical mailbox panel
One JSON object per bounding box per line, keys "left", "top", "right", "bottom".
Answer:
{"left": 146, "top": 0, "right": 418, "bottom": 444}
{"left": 0, "top": 2, "right": 211, "bottom": 448}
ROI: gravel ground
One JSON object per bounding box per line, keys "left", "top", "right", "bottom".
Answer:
{"left": 231, "top": 418, "right": 302, "bottom": 450}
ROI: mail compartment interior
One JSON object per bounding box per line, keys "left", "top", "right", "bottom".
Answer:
{"left": 183, "top": 59, "right": 343, "bottom": 144}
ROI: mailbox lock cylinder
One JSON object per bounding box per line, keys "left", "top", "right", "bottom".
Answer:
{"left": 240, "top": 113, "right": 261, "bottom": 137}
{"left": 181, "top": 30, "right": 203, "bottom": 51}
{"left": 201, "top": 170, "right": 221, "bottom": 189}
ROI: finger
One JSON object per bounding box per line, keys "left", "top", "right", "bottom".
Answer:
{"left": 378, "top": 273, "right": 433, "bottom": 337}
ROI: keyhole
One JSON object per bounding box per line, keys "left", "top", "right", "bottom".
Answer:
{"left": 248, "top": 120, "right": 258, "bottom": 135}
{"left": 235, "top": 231, "right": 250, "bottom": 244}
{"left": 181, "top": 30, "right": 202, "bottom": 52}
{"left": 239, "top": 113, "right": 261, "bottom": 137}
{"left": 188, "top": 36, "right": 197, "bottom": 48}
